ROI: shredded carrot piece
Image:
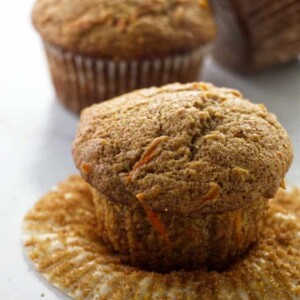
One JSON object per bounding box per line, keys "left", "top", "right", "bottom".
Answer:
{"left": 136, "top": 193, "right": 146, "bottom": 202}
{"left": 199, "top": 0, "right": 209, "bottom": 9}
{"left": 81, "top": 163, "right": 91, "bottom": 174}
{"left": 201, "top": 183, "right": 220, "bottom": 203}
{"left": 128, "top": 136, "right": 169, "bottom": 182}
{"left": 136, "top": 193, "right": 167, "bottom": 238}
{"left": 145, "top": 208, "right": 167, "bottom": 237}
{"left": 128, "top": 151, "right": 156, "bottom": 181}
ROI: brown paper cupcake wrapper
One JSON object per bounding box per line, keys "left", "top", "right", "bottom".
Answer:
{"left": 211, "top": 0, "right": 300, "bottom": 72}
{"left": 44, "top": 44, "right": 209, "bottom": 113}
{"left": 22, "top": 176, "right": 300, "bottom": 299}
{"left": 93, "top": 190, "right": 267, "bottom": 272}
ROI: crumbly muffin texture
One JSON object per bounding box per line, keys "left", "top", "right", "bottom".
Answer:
{"left": 32, "top": 0, "right": 216, "bottom": 59}
{"left": 73, "top": 82, "right": 293, "bottom": 214}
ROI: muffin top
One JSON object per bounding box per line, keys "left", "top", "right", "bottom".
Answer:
{"left": 73, "top": 82, "right": 293, "bottom": 214}
{"left": 32, "top": 0, "right": 216, "bottom": 60}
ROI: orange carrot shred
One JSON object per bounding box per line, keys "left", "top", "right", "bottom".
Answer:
{"left": 81, "top": 163, "right": 91, "bottom": 174}
{"left": 201, "top": 183, "right": 220, "bottom": 203}
{"left": 128, "top": 136, "right": 169, "bottom": 182}
{"left": 145, "top": 208, "right": 167, "bottom": 237}
{"left": 136, "top": 193, "right": 167, "bottom": 238}
{"left": 199, "top": 0, "right": 209, "bottom": 9}
{"left": 136, "top": 193, "right": 146, "bottom": 202}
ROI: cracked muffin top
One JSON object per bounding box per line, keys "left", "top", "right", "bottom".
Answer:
{"left": 73, "top": 82, "right": 293, "bottom": 214}
{"left": 32, "top": 0, "right": 216, "bottom": 60}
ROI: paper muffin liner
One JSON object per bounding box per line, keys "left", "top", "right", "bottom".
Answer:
{"left": 22, "top": 175, "right": 300, "bottom": 300}
{"left": 44, "top": 43, "right": 208, "bottom": 113}
{"left": 92, "top": 190, "right": 267, "bottom": 272}
{"left": 211, "top": 0, "right": 300, "bottom": 72}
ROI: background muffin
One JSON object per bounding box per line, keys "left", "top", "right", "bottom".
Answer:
{"left": 32, "top": 0, "right": 216, "bottom": 113}
{"left": 73, "top": 82, "right": 293, "bottom": 272}
{"left": 210, "top": 0, "right": 300, "bottom": 72}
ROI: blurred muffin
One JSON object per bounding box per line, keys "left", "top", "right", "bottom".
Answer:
{"left": 210, "top": 0, "right": 300, "bottom": 72}
{"left": 73, "top": 82, "right": 293, "bottom": 272}
{"left": 31, "top": 0, "right": 216, "bottom": 113}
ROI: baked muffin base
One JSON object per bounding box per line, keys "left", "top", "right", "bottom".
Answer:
{"left": 22, "top": 176, "right": 300, "bottom": 300}
{"left": 93, "top": 190, "right": 267, "bottom": 272}
{"left": 44, "top": 43, "right": 208, "bottom": 113}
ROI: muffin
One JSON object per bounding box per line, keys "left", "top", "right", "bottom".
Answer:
{"left": 210, "top": 0, "right": 300, "bottom": 72}
{"left": 22, "top": 176, "right": 300, "bottom": 299}
{"left": 31, "top": 0, "right": 216, "bottom": 113}
{"left": 72, "top": 82, "right": 293, "bottom": 272}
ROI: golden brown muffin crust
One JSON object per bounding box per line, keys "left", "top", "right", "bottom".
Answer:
{"left": 73, "top": 82, "right": 293, "bottom": 214}
{"left": 32, "top": 0, "right": 216, "bottom": 59}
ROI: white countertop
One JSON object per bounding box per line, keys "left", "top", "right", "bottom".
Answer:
{"left": 0, "top": 1, "right": 299, "bottom": 299}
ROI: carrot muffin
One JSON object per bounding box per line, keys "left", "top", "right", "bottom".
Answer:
{"left": 210, "top": 0, "right": 300, "bottom": 72}
{"left": 22, "top": 176, "right": 300, "bottom": 299}
{"left": 31, "top": 0, "right": 216, "bottom": 113}
{"left": 72, "top": 82, "right": 293, "bottom": 272}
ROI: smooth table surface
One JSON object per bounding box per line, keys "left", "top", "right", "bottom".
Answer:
{"left": 0, "top": 1, "right": 300, "bottom": 299}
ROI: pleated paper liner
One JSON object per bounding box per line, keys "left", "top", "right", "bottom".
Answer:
{"left": 44, "top": 43, "right": 209, "bottom": 114}
{"left": 211, "top": 0, "right": 300, "bottom": 72}
{"left": 22, "top": 176, "right": 300, "bottom": 300}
